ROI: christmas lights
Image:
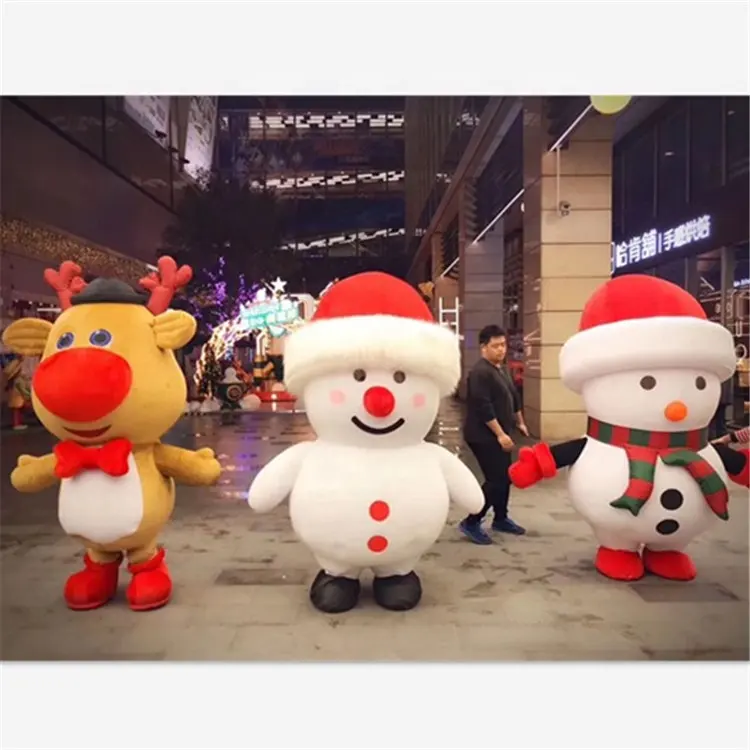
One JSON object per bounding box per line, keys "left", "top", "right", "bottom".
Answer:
{"left": 0, "top": 216, "right": 150, "bottom": 284}
{"left": 192, "top": 279, "right": 332, "bottom": 388}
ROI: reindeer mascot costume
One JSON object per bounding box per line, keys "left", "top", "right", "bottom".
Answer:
{"left": 2, "top": 257, "right": 222, "bottom": 612}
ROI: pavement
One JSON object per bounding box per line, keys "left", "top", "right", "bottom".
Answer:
{"left": 1, "top": 400, "right": 748, "bottom": 662}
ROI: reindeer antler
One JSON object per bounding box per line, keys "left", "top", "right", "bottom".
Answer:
{"left": 138, "top": 256, "right": 193, "bottom": 315}
{"left": 43, "top": 261, "right": 87, "bottom": 310}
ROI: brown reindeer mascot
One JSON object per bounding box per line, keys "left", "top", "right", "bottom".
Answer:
{"left": 2, "top": 257, "right": 222, "bottom": 612}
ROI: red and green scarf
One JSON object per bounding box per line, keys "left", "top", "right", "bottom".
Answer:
{"left": 587, "top": 417, "right": 729, "bottom": 520}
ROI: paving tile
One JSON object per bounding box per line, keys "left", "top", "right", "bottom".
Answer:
{"left": 215, "top": 567, "right": 309, "bottom": 586}
{"left": 629, "top": 581, "right": 739, "bottom": 602}
{"left": 2, "top": 404, "right": 748, "bottom": 662}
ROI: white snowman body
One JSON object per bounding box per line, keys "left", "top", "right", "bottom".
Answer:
{"left": 566, "top": 365, "right": 730, "bottom": 552}
{"left": 568, "top": 439, "right": 726, "bottom": 552}
{"left": 248, "top": 363, "right": 483, "bottom": 579}
{"left": 290, "top": 440, "right": 450, "bottom": 577}
{"left": 247, "top": 274, "right": 484, "bottom": 583}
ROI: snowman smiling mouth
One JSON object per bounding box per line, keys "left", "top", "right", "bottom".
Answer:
{"left": 351, "top": 416, "right": 406, "bottom": 435}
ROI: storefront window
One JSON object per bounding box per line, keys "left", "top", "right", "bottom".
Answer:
{"left": 17, "top": 96, "right": 106, "bottom": 159}
{"left": 693, "top": 249, "right": 722, "bottom": 324}
{"left": 623, "top": 130, "right": 656, "bottom": 228}
{"left": 725, "top": 96, "right": 750, "bottom": 182}
{"left": 657, "top": 103, "right": 688, "bottom": 214}
{"left": 689, "top": 97, "right": 723, "bottom": 198}
{"left": 655, "top": 256, "right": 685, "bottom": 288}
{"left": 730, "top": 242, "right": 749, "bottom": 425}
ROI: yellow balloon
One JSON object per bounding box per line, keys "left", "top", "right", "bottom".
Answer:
{"left": 590, "top": 96, "right": 632, "bottom": 115}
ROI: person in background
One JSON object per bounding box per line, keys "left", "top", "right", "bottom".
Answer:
{"left": 459, "top": 324, "right": 529, "bottom": 545}
{"left": 709, "top": 378, "right": 732, "bottom": 439}
{"left": 713, "top": 426, "right": 749, "bottom": 446}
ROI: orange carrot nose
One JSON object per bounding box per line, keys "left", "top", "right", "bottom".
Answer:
{"left": 664, "top": 401, "right": 688, "bottom": 422}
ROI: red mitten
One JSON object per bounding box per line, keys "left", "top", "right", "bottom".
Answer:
{"left": 728, "top": 448, "right": 750, "bottom": 488}
{"left": 509, "top": 443, "right": 557, "bottom": 489}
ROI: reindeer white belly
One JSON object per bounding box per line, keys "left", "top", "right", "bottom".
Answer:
{"left": 567, "top": 438, "right": 726, "bottom": 550}
{"left": 58, "top": 455, "right": 144, "bottom": 545}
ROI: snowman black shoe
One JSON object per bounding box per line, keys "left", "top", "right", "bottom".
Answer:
{"left": 372, "top": 571, "right": 422, "bottom": 611}
{"left": 309, "top": 570, "right": 361, "bottom": 613}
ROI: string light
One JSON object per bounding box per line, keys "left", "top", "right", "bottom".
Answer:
{"left": 193, "top": 281, "right": 334, "bottom": 387}
{"left": 1, "top": 216, "right": 151, "bottom": 284}
{"left": 281, "top": 227, "right": 404, "bottom": 251}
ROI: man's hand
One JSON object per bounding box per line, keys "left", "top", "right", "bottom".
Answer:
{"left": 517, "top": 422, "right": 530, "bottom": 438}
{"left": 497, "top": 433, "right": 514, "bottom": 452}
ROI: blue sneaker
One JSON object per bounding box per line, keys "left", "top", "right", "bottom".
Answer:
{"left": 492, "top": 517, "right": 526, "bottom": 535}
{"left": 458, "top": 520, "right": 493, "bottom": 545}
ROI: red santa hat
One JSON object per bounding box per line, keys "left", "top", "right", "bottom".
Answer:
{"left": 284, "top": 272, "right": 460, "bottom": 398}
{"left": 560, "top": 274, "right": 736, "bottom": 394}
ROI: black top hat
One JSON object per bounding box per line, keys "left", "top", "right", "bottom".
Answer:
{"left": 70, "top": 278, "right": 148, "bottom": 306}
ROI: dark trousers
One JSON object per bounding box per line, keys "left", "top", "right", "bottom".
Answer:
{"left": 464, "top": 439, "right": 512, "bottom": 525}
{"left": 710, "top": 403, "right": 727, "bottom": 440}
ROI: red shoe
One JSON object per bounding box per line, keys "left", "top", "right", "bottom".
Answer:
{"left": 64, "top": 554, "right": 122, "bottom": 611}
{"left": 126, "top": 548, "right": 172, "bottom": 611}
{"left": 594, "top": 546, "right": 645, "bottom": 581}
{"left": 643, "top": 548, "right": 697, "bottom": 581}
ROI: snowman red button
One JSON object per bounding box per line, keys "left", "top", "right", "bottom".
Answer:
{"left": 368, "top": 501, "right": 390, "bottom": 552}
{"left": 367, "top": 535, "right": 388, "bottom": 552}
{"left": 369, "top": 500, "right": 390, "bottom": 521}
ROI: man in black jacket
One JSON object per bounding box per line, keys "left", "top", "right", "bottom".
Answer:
{"left": 459, "top": 324, "right": 529, "bottom": 544}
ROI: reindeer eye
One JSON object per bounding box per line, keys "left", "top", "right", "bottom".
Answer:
{"left": 89, "top": 329, "right": 112, "bottom": 347}
{"left": 56, "top": 332, "right": 75, "bottom": 350}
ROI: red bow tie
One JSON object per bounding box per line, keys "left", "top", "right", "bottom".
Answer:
{"left": 54, "top": 438, "right": 133, "bottom": 479}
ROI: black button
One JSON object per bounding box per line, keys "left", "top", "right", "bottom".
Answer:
{"left": 660, "top": 489, "right": 683, "bottom": 510}
{"left": 656, "top": 519, "right": 680, "bottom": 535}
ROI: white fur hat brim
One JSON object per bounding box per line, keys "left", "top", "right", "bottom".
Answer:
{"left": 284, "top": 314, "right": 461, "bottom": 398}
{"left": 560, "top": 316, "right": 737, "bottom": 394}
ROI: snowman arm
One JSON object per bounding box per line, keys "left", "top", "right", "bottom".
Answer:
{"left": 549, "top": 438, "right": 587, "bottom": 469}
{"left": 713, "top": 445, "right": 750, "bottom": 488}
{"left": 509, "top": 438, "right": 586, "bottom": 489}
{"left": 247, "top": 441, "right": 313, "bottom": 513}
{"left": 430, "top": 445, "right": 484, "bottom": 514}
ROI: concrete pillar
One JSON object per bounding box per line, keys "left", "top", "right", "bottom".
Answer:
{"left": 461, "top": 221, "right": 505, "bottom": 386}
{"left": 522, "top": 98, "right": 613, "bottom": 440}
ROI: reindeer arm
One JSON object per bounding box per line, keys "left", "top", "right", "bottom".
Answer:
{"left": 153, "top": 443, "right": 222, "bottom": 486}
{"left": 11, "top": 454, "right": 59, "bottom": 493}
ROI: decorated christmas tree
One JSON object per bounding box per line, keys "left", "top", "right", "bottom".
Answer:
{"left": 198, "top": 343, "right": 224, "bottom": 398}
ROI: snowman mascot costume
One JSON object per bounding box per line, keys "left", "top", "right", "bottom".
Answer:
{"left": 247, "top": 272, "right": 484, "bottom": 613}
{"left": 509, "top": 275, "right": 749, "bottom": 583}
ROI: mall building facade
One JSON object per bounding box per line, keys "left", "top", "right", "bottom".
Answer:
{"left": 405, "top": 95, "right": 749, "bottom": 440}
{"left": 0, "top": 96, "right": 218, "bottom": 322}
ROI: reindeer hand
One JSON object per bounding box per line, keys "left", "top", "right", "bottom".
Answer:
{"left": 139, "top": 256, "right": 193, "bottom": 314}
{"left": 43, "top": 262, "right": 86, "bottom": 309}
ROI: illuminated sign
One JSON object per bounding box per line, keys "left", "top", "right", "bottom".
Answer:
{"left": 240, "top": 298, "right": 300, "bottom": 332}
{"left": 612, "top": 214, "right": 712, "bottom": 271}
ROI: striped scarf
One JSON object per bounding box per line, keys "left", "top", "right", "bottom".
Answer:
{"left": 586, "top": 417, "right": 729, "bottom": 520}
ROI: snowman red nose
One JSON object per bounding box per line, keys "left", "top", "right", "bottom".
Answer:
{"left": 363, "top": 386, "right": 395, "bottom": 418}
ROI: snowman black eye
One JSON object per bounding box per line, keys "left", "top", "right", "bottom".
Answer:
{"left": 640, "top": 375, "right": 657, "bottom": 390}
{"left": 353, "top": 369, "right": 366, "bottom": 382}
{"left": 695, "top": 376, "right": 707, "bottom": 390}
{"left": 393, "top": 370, "right": 406, "bottom": 383}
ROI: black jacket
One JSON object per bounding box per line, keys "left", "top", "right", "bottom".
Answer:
{"left": 463, "top": 358, "right": 521, "bottom": 443}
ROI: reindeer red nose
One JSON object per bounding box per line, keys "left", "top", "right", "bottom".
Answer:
{"left": 363, "top": 386, "right": 395, "bottom": 418}
{"left": 33, "top": 349, "right": 133, "bottom": 423}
